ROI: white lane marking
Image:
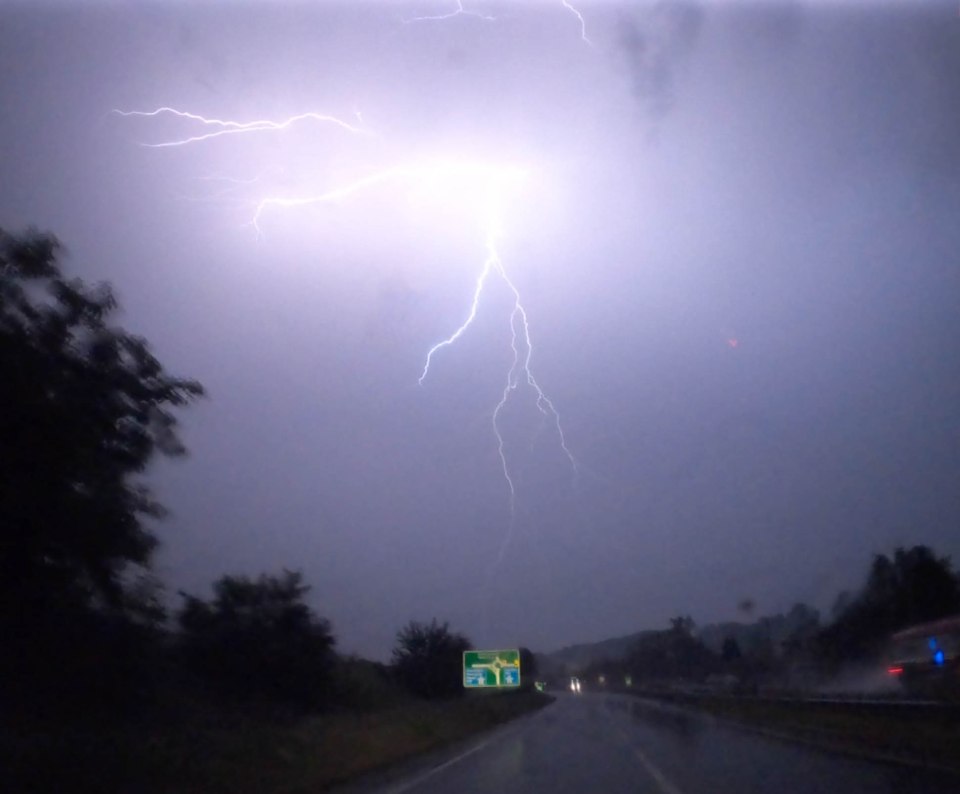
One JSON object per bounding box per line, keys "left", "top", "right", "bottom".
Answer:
{"left": 382, "top": 725, "right": 514, "bottom": 794}
{"left": 381, "top": 699, "right": 557, "bottom": 792}
{"left": 630, "top": 743, "right": 685, "bottom": 794}
{"left": 615, "top": 724, "right": 685, "bottom": 794}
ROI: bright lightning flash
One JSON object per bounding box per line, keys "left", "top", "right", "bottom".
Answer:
{"left": 253, "top": 158, "right": 577, "bottom": 506}
{"left": 115, "top": 107, "right": 577, "bottom": 518}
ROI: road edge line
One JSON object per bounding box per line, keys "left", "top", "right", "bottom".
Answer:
{"left": 614, "top": 723, "right": 685, "bottom": 794}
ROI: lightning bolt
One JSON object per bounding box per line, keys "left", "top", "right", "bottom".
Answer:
{"left": 403, "top": 0, "right": 497, "bottom": 23}
{"left": 418, "top": 226, "right": 576, "bottom": 512}
{"left": 250, "top": 158, "right": 577, "bottom": 504}
{"left": 110, "top": 107, "right": 369, "bottom": 147}
{"left": 561, "top": 0, "right": 592, "bottom": 46}
{"left": 114, "top": 107, "right": 577, "bottom": 568}
{"left": 185, "top": 168, "right": 286, "bottom": 202}
{"left": 404, "top": 0, "right": 591, "bottom": 46}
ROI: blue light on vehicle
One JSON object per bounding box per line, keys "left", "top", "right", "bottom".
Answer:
{"left": 928, "top": 637, "right": 938, "bottom": 651}
{"left": 933, "top": 649, "right": 945, "bottom": 666}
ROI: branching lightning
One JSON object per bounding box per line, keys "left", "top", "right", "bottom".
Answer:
{"left": 404, "top": 0, "right": 591, "bottom": 45}
{"left": 561, "top": 1, "right": 592, "bottom": 46}
{"left": 115, "top": 104, "right": 577, "bottom": 561}
{"left": 185, "top": 168, "right": 286, "bottom": 202}
{"left": 418, "top": 245, "right": 494, "bottom": 387}
{"left": 111, "top": 107, "right": 369, "bottom": 147}
{"left": 403, "top": 0, "right": 497, "bottom": 23}
{"left": 417, "top": 227, "right": 577, "bottom": 512}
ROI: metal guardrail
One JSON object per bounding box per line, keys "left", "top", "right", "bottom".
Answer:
{"left": 757, "top": 695, "right": 943, "bottom": 707}
{"left": 628, "top": 688, "right": 960, "bottom": 720}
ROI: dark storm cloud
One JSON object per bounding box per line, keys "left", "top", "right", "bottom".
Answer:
{"left": 616, "top": 1, "right": 704, "bottom": 118}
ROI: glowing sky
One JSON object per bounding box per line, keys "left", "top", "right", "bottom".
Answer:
{"left": 1, "top": 1, "right": 959, "bottom": 658}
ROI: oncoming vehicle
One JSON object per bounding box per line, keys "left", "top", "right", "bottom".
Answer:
{"left": 569, "top": 676, "right": 581, "bottom": 694}
{"left": 886, "top": 614, "right": 960, "bottom": 698}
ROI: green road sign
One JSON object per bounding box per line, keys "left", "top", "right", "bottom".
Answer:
{"left": 463, "top": 649, "right": 521, "bottom": 688}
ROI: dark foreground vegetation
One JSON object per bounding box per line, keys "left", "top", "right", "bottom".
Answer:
{"left": 0, "top": 228, "right": 548, "bottom": 792}
{"left": 7, "top": 687, "right": 551, "bottom": 793}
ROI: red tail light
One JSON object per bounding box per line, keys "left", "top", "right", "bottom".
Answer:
{"left": 887, "top": 666, "right": 904, "bottom": 675}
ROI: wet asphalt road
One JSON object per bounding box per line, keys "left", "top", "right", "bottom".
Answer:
{"left": 343, "top": 692, "right": 958, "bottom": 794}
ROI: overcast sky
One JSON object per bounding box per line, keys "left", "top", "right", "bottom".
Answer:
{"left": 2, "top": 0, "right": 958, "bottom": 659}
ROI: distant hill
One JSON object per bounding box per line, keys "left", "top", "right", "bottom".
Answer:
{"left": 698, "top": 604, "right": 820, "bottom": 655}
{"left": 539, "top": 603, "right": 821, "bottom": 674}
{"left": 540, "top": 631, "right": 657, "bottom": 672}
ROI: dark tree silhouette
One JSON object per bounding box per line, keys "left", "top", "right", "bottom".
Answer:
{"left": 831, "top": 590, "right": 853, "bottom": 621}
{"left": 819, "top": 545, "right": 960, "bottom": 662}
{"left": 0, "top": 229, "right": 203, "bottom": 618}
{"left": 626, "top": 617, "right": 717, "bottom": 683}
{"left": 0, "top": 228, "right": 202, "bottom": 707}
{"left": 721, "top": 637, "right": 742, "bottom": 663}
{"left": 392, "top": 619, "right": 471, "bottom": 699}
{"left": 864, "top": 547, "right": 960, "bottom": 627}
{"left": 519, "top": 646, "right": 538, "bottom": 686}
{"left": 669, "top": 615, "right": 696, "bottom": 636}
{"left": 178, "top": 570, "right": 336, "bottom": 708}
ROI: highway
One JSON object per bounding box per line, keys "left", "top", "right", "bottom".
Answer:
{"left": 340, "top": 693, "right": 958, "bottom": 794}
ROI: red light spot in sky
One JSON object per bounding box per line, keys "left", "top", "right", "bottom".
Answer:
{"left": 727, "top": 338, "right": 739, "bottom": 348}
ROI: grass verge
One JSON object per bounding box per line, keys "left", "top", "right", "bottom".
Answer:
{"left": 4, "top": 689, "right": 553, "bottom": 793}
{"left": 638, "top": 692, "right": 960, "bottom": 775}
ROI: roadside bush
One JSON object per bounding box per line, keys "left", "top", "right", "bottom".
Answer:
{"left": 392, "top": 619, "right": 470, "bottom": 700}
{"left": 333, "top": 657, "right": 403, "bottom": 710}
{"left": 177, "top": 570, "right": 336, "bottom": 710}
